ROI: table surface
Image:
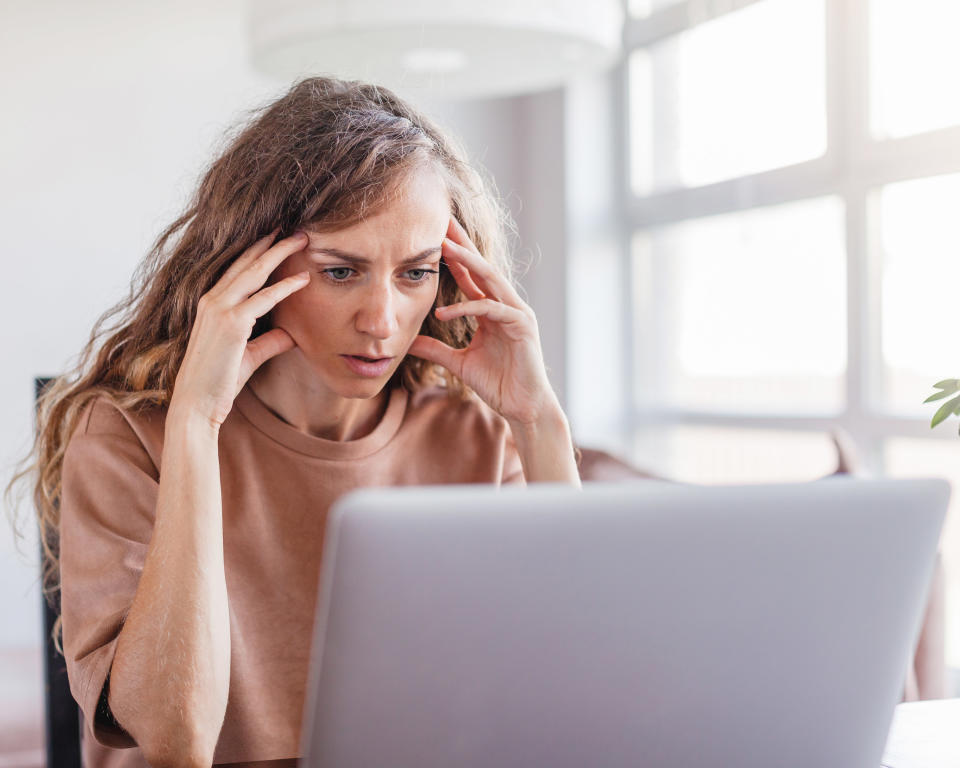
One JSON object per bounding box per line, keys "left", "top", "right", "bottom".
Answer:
{"left": 881, "top": 698, "right": 960, "bottom": 768}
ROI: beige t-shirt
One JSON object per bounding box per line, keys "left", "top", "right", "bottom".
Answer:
{"left": 60, "top": 383, "right": 523, "bottom": 767}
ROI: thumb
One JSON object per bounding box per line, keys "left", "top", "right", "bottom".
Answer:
{"left": 240, "top": 328, "right": 296, "bottom": 384}
{"left": 408, "top": 335, "right": 462, "bottom": 376}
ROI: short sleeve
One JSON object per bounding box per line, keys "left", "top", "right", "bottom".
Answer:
{"left": 60, "top": 399, "right": 160, "bottom": 749}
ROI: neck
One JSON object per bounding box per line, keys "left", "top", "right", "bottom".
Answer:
{"left": 246, "top": 350, "right": 389, "bottom": 441}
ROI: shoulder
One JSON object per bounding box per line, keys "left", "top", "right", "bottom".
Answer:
{"left": 59, "top": 394, "right": 167, "bottom": 534}
{"left": 406, "top": 385, "right": 513, "bottom": 443}
{"left": 65, "top": 394, "right": 167, "bottom": 475}
{"left": 402, "top": 385, "right": 523, "bottom": 484}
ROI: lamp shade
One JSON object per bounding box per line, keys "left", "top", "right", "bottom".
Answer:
{"left": 248, "top": 0, "right": 624, "bottom": 98}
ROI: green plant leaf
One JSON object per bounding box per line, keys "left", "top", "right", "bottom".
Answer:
{"left": 931, "top": 393, "right": 960, "bottom": 428}
{"left": 925, "top": 390, "right": 955, "bottom": 403}
{"left": 933, "top": 378, "right": 960, "bottom": 391}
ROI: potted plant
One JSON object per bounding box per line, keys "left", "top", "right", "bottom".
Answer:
{"left": 925, "top": 379, "right": 960, "bottom": 433}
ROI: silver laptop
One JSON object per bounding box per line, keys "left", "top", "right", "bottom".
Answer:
{"left": 299, "top": 477, "right": 948, "bottom": 768}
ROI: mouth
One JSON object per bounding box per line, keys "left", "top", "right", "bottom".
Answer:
{"left": 340, "top": 354, "right": 395, "bottom": 378}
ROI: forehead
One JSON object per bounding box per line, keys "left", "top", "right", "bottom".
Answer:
{"left": 309, "top": 167, "right": 451, "bottom": 253}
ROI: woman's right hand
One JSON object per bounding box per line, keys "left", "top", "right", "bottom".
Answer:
{"left": 170, "top": 230, "right": 310, "bottom": 428}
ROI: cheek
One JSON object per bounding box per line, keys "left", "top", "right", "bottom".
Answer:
{"left": 407, "top": 286, "right": 439, "bottom": 328}
{"left": 272, "top": 280, "right": 332, "bottom": 331}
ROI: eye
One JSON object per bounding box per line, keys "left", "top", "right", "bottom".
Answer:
{"left": 404, "top": 268, "right": 439, "bottom": 282}
{"left": 322, "top": 267, "right": 354, "bottom": 282}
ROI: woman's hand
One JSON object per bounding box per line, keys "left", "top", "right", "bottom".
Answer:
{"left": 410, "top": 218, "right": 579, "bottom": 485}
{"left": 409, "top": 218, "right": 559, "bottom": 427}
{"left": 170, "top": 231, "right": 310, "bottom": 428}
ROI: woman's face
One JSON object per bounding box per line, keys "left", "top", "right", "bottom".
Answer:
{"left": 269, "top": 166, "right": 450, "bottom": 400}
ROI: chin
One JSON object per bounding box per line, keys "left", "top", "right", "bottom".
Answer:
{"left": 323, "top": 366, "right": 399, "bottom": 400}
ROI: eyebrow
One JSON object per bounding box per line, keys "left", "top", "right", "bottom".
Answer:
{"left": 307, "top": 246, "right": 442, "bottom": 266}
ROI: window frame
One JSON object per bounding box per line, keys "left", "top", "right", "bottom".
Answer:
{"left": 618, "top": 0, "right": 960, "bottom": 471}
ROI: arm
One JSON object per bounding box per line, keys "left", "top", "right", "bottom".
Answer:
{"left": 101, "top": 231, "right": 311, "bottom": 765}
{"left": 108, "top": 410, "right": 228, "bottom": 767}
{"left": 508, "top": 402, "right": 581, "bottom": 487}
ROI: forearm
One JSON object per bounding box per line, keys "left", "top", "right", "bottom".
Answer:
{"left": 109, "top": 408, "right": 230, "bottom": 766}
{"left": 509, "top": 404, "right": 581, "bottom": 487}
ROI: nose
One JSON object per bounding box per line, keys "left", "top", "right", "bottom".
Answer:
{"left": 354, "top": 281, "right": 400, "bottom": 340}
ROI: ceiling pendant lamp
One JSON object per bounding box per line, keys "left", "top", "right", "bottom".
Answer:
{"left": 248, "top": 0, "right": 624, "bottom": 98}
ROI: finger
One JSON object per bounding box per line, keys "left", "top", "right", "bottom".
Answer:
{"left": 240, "top": 271, "right": 310, "bottom": 319}
{"left": 239, "top": 327, "right": 297, "bottom": 385}
{"left": 435, "top": 298, "right": 527, "bottom": 326}
{"left": 408, "top": 335, "right": 463, "bottom": 376}
{"left": 446, "top": 216, "right": 475, "bottom": 250}
{"left": 443, "top": 258, "right": 486, "bottom": 301}
{"left": 442, "top": 235, "right": 525, "bottom": 309}
{"left": 446, "top": 217, "right": 512, "bottom": 281}
{"left": 216, "top": 229, "right": 280, "bottom": 290}
{"left": 223, "top": 231, "right": 309, "bottom": 303}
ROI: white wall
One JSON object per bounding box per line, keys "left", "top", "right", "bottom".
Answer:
{"left": 1, "top": 0, "right": 281, "bottom": 652}
{"left": 0, "top": 1, "right": 579, "bottom": 652}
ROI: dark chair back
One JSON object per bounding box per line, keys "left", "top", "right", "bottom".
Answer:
{"left": 35, "top": 376, "right": 83, "bottom": 768}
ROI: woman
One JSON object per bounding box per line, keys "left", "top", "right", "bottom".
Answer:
{"left": 20, "top": 76, "right": 579, "bottom": 766}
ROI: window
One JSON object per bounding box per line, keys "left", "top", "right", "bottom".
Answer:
{"left": 632, "top": 196, "right": 846, "bottom": 414}
{"left": 632, "top": 426, "right": 839, "bottom": 485}
{"left": 870, "top": 0, "right": 960, "bottom": 139}
{"left": 877, "top": 172, "right": 960, "bottom": 415}
{"left": 621, "top": 0, "right": 960, "bottom": 685}
{"left": 629, "top": 0, "right": 826, "bottom": 192}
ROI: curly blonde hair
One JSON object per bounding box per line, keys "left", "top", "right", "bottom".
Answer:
{"left": 6, "top": 76, "right": 517, "bottom": 646}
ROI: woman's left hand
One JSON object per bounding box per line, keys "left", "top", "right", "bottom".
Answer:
{"left": 408, "top": 217, "right": 560, "bottom": 427}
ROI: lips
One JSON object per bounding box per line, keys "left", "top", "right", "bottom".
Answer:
{"left": 340, "top": 354, "right": 395, "bottom": 378}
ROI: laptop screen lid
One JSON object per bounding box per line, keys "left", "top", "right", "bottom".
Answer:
{"left": 299, "top": 477, "right": 948, "bottom": 768}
